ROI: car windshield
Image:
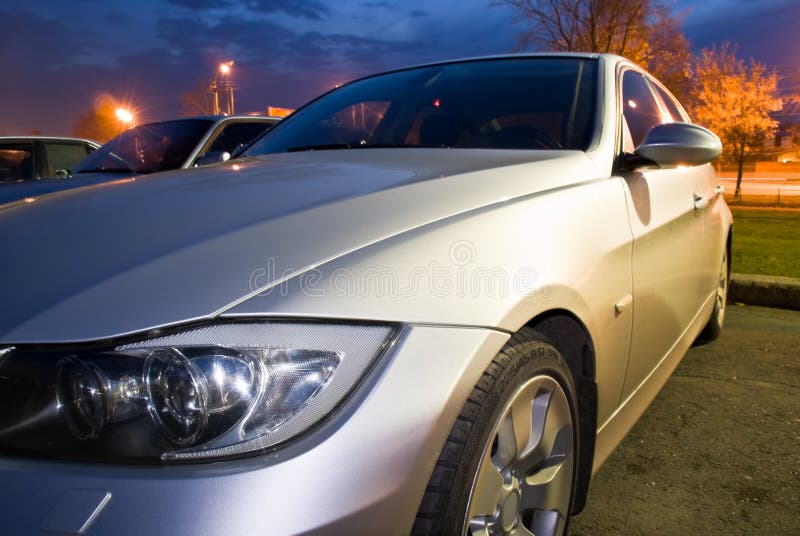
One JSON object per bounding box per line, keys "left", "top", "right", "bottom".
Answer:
{"left": 72, "top": 119, "right": 214, "bottom": 174}
{"left": 245, "top": 58, "right": 598, "bottom": 156}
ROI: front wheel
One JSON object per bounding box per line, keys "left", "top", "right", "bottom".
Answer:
{"left": 412, "top": 329, "right": 579, "bottom": 535}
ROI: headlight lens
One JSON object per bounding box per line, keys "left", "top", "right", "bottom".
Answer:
{"left": 0, "top": 322, "right": 394, "bottom": 462}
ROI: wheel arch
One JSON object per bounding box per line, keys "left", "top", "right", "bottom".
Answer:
{"left": 522, "top": 309, "right": 597, "bottom": 515}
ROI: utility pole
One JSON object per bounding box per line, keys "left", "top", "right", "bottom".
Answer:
{"left": 209, "top": 61, "right": 234, "bottom": 115}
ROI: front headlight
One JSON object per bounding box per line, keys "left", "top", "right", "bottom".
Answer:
{"left": 0, "top": 322, "right": 395, "bottom": 463}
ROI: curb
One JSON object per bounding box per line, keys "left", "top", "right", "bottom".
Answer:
{"left": 728, "top": 273, "right": 800, "bottom": 311}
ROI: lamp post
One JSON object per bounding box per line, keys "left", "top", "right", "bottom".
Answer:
{"left": 210, "top": 61, "right": 235, "bottom": 115}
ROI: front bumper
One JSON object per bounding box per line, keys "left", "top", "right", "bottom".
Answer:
{"left": 0, "top": 325, "right": 508, "bottom": 535}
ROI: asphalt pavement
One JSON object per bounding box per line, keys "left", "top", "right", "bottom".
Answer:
{"left": 570, "top": 305, "right": 800, "bottom": 535}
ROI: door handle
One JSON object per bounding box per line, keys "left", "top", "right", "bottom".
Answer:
{"left": 693, "top": 194, "right": 709, "bottom": 211}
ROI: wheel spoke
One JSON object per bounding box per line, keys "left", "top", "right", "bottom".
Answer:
{"left": 509, "top": 387, "right": 537, "bottom": 460}
{"left": 530, "top": 509, "right": 565, "bottom": 536}
{"left": 519, "top": 451, "right": 572, "bottom": 514}
{"left": 468, "top": 517, "right": 492, "bottom": 536}
{"left": 508, "top": 524, "right": 536, "bottom": 536}
{"left": 518, "top": 388, "right": 571, "bottom": 473}
{"left": 494, "top": 413, "right": 517, "bottom": 469}
{"left": 468, "top": 446, "right": 505, "bottom": 521}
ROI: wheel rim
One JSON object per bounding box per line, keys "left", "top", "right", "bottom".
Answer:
{"left": 716, "top": 252, "right": 728, "bottom": 327}
{"left": 465, "top": 375, "right": 574, "bottom": 536}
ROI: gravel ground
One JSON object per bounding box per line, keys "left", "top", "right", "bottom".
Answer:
{"left": 570, "top": 305, "right": 800, "bottom": 535}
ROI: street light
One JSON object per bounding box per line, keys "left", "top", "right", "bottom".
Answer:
{"left": 211, "top": 61, "right": 235, "bottom": 115}
{"left": 115, "top": 107, "right": 135, "bottom": 126}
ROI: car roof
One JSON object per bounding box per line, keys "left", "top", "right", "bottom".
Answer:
{"left": 146, "top": 115, "right": 282, "bottom": 125}
{"left": 0, "top": 136, "right": 101, "bottom": 147}
{"left": 363, "top": 52, "right": 624, "bottom": 76}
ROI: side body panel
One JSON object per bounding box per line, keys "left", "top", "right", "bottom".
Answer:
{"left": 620, "top": 166, "right": 707, "bottom": 398}
{"left": 226, "top": 177, "right": 634, "bottom": 425}
{"left": 591, "top": 58, "right": 732, "bottom": 470}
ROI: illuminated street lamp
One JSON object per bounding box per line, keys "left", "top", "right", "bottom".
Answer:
{"left": 211, "top": 60, "right": 235, "bottom": 115}
{"left": 115, "top": 107, "right": 135, "bottom": 126}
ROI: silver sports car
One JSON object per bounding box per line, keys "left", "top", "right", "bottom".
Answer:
{"left": 0, "top": 53, "right": 729, "bottom": 536}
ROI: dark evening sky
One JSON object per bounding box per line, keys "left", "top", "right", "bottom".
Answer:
{"left": 1, "top": 0, "right": 798, "bottom": 136}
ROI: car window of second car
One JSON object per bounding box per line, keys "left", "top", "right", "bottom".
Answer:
{"left": 45, "top": 142, "right": 93, "bottom": 176}
{"left": 621, "top": 71, "right": 664, "bottom": 148}
{"left": 206, "top": 122, "right": 274, "bottom": 156}
{"left": 0, "top": 143, "right": 34, "bottom": 182}
{"left": 72, "top": 120, "right": 213, "bottom": 175}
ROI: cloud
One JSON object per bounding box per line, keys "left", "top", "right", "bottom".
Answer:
{"left": 165, "top": 0, "right": 328, "bottom": 19}
{"left": 245, "top": 0, "right": 329, "bottom": 20}
{"left": 0, "top": 7, "right": 90, "bottom": 68}
{"left": 165, "top": 0, "right": 230, "bottom": 9}
{"left": 156, "top": 15, "right": 297, "bottom": 63}
{"left": 359, "top": 2, "right": 397, "bottom": 8}
{"left": 681, "top": 0, "right": 800, "bottom": 72}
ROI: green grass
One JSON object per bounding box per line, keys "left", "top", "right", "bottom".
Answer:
{"left": 731, "top": 208, "right": 800, "bottom": 278}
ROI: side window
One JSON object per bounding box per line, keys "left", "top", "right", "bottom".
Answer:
{"left": 45, "top": 143, "right": 92, "bottom": 176}
{"left": 651, "top": 83, "right": 688, "bottom": 123}
{"left": 621, "top": 71, "right": 664, "bottom": 148}
{"left": 0, "top": 143, "right": 34, "bottom": 182}
{"left": 206, "top": 122, "right": 273, "bottom": 155}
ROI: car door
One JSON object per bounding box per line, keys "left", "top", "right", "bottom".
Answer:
{"left": 649, "top": 80, "right": 725, "bottom": 301}
{"left": 618, "top": 68, "right": 708, "bottom": 399}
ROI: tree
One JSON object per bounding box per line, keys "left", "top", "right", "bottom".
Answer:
{"left": 497, "top": 0, "right": 693, "bottom": 100}
{"left": 692, "top": 42, "right": 782, "bottom": 198}
{"left": 72, "top": 94, "right": 130, "bottom": 143}
{"left": 180, "top": 80, "right": 214, "bottom": 117}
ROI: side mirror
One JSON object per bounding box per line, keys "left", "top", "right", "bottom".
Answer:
{"left": 194, "top": 151, "right": 231, "bottom": 167}
{"left": 633, "top": 122, "right": 722, "bottom": 168}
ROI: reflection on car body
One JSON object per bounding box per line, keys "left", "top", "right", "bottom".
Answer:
{"left": 0, "top": 54, "right": 730, "bottom": 536}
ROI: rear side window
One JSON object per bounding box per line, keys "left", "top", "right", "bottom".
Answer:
{"left": 206, "top": 122, "right": 274, "bottom": 155}
{"left": 651, "top": 83, "right": 687, "bottom": 123}
{"left": 0, "top": 143, "right": 34, "bottom": 182}
{"left": 45, "top": 142, "right": 93, "bottom": 176}
{"left": 621, "top": 71, "right": 663, "bottom": 147}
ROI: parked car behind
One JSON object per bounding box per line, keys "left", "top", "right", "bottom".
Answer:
{"left": 0, "top": 115, "right": 279, "bottom": 204}
{"left": 0, "top": 54, "right": 729, "bottom": 536}
{"left": 0, "top": 136, "right": 99, "bottom": 183}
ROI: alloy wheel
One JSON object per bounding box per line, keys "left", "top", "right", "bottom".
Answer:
{"left": 465, "top": 375, "right": 574, "bottom": 536}
{"left": 716, "top": 251, "right": 728, "bottom": 327}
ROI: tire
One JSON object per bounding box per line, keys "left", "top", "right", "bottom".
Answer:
{"left": 695, "top": 248, "right": 729, "bottom": 345}
{"left": 412, "top": 328, "right": 579, "bottom": 536}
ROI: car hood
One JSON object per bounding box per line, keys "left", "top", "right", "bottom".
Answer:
{"left": 0, "top": 171, "right": 134, "bottom": 205}
{"left": 0, "top": 149, "right": 597, "bottom": 343}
